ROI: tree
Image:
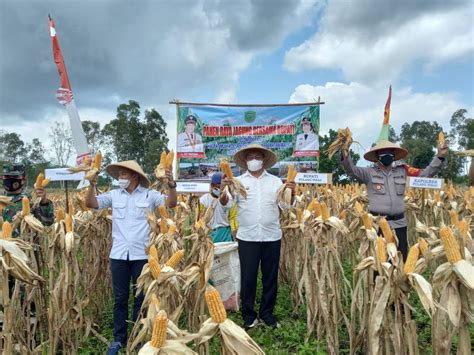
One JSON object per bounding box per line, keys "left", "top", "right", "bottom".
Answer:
{"left": 450, "top": 109, "right": 474, "bottom": 150}
{"left": 82, "top": 120, "right": 103, "bottom": 153}
{"left": 49, "top": 121, "right": 73, "bottom": 167}
{"left": 142, "top": 108, "right": 169, "bottom": 173}
{"left": 0, "top": 132, "right": 28, "bottom": 163}
{"left": 319, "top": 129, "right": 360, "bottom": 184}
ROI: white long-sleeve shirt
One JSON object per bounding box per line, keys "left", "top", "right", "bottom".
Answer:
{"left": 232, "top": 171, "right": 284, "bottom": 242}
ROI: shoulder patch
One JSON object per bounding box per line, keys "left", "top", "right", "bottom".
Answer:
{"left": 403, "top": 164, "right": 421, "bottom": 177}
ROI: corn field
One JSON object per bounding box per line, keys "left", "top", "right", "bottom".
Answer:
{"left": 1, "top": 183, "right": 473, "bottom": 354}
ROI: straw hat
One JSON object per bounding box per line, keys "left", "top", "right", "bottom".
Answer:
{"left": 106, "top": 160, "right": 151, "bottom": 187}
{"left": 364, "top": 140, "right": 408, "bottom": 162}
{"left": 233, "top": 144, "right": 278, "bottom": 170}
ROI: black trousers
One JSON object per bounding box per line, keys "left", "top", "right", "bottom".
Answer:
{"left": 237, "top": 239, "right": 281, "bottom": 323}
{"left": 110, "top": 258, "right": 147, "bottom": 344}
{"left": 394, "top": 226, "right": 408, "bottom": 261}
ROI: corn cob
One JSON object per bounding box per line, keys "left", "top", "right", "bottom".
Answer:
{"left": 94, "top": 151, "right": 102, "bottom": 169}
{"left": 354, "top": 201, "right": 363, "bottom": 214}
{"left": 379, "top": 218, "right": 395, "bottom": 243}
{"left": 312, "top": 201, "right": 321, "bottom": 217}
{"left": 166, "top": 150, "right": 174, "bottom": 169}
{"left": 220, "top": 159, "right": 233, "bottom": 178}
{"left": 438, "top": 131, "right": 445, "bottom": 146}
{"left": 307, "top": 198, "right": 317, "bottom": 212}
{"left": 160, "top": 218, "right": 168, "bottom": 234}
{"left": 65, "top": 214, "right": 73, "bottom": 233}
{"left": 149, "top": 256, "right": 161, "bottom": 279}
{"left": 35, "top": 173, "right": 44, "bottom": 188}
{"left": 296, "top": 208, "right": 302, "bottom": 224}
{"left": 339, "top": 210, "right": 347, "bottom": 220}
{"left": 376, "top": 237, "right": 387, "bottom": 263}
{"left": 168, "top": 224, "right": 177, "bottom": 235}
{"left": 55, "top": 208, "right": 65, "bottom": 223}
{"left": 165, "top": 250, "right": 184, "bottom": 269}
{"left": 205, "top": 285, "right": 227, "bottom": 323}
{"left": 404, "top": 245, "right": 420, "bottom": 273}
{"left": 287, "top": 164, "right": 297, "bottom": 183}
{"left": 439, "top": 227, "right": 462, "bottom": 264}
{"left": 160, "top": 151, "right": 167, "bottom": 166}
{"left": 22, "top": 196, "right": 30, "bottom": 216}
{"left": 320, "top": 202, "right": 330, "bottom": 222}
{"left": 449, "top": 210, "right": 459, "bottom": 227}
{"left": 458, "top": 219, "right": 469, "bottom": 244}
{"left": 418, "top": 238, "right": 428, "bottom": 258}
{"left": 149, "top": 245, "right": 158, "bottom": 261}
{"left": 2, "top": 222, "right": 12, "bottom": 239}
{"left": 361, "top": 213, "right": 372, "bottom": 230}
{"left": 151, "top": 294, "right": 160, "bottom": 307}
{"left": 150, "top": 310, "right": 168, "bottom": 348}
{"left": 158, "top": 205, "right": 169, "bottom": 219}
{"left": 41, "top": 178, "right": 50, "bottom": 187}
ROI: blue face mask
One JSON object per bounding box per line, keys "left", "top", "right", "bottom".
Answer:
{"left": 211, "top": 188, "right": 221, "bottom": 197}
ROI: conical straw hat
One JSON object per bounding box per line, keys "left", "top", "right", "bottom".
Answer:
{"left": 364, "top": 140, "right": 408, "bottom": 162}
{"left": 233, "top": 144, "right": 278, "bottom": 170}
{"left": 106, "top": 160, "right": 150, "bottom": 187}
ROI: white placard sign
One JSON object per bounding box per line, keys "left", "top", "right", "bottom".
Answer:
{"left": 45, "top": 168, "right": 85, "bottom": 182}
{"left": 176, "top": 181, "right": 210, "bottom": 193}
{"left": 408, "top": 177, "right": 443, "bottom": 189}
{"left": 295, "top": 173, "right": 332, "bottom": 185}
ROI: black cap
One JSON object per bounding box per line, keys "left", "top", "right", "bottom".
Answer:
{"left": 2, "top": 163, "right": 26, "bottom": 177}
{"left": 301, "top": 117, "right": 311, "bottom": 123}
{"left": 185, "top": 115, "right": 198, "bottom": 124}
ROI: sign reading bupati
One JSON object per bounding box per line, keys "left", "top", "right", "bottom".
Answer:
{"left": 295, "top": 173, "right": 332, "bottom": 185}
{"left": 175, "top": 103, "right": 321, "bottom": 180}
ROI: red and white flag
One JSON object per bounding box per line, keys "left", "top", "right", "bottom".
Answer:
{"left": 49, "top": 15, "right": 90, "bottom": 166}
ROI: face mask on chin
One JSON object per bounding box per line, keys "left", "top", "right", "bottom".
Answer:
{"left": 378, "top": 154, "right": 395, "bottom": 167}
{"left": 247, "top": 159, "right": 263, "bottom": 172}
{"left": 118, "top": 178, "right": 131, "bottom": 189}
{"left": 3, "top": 178, "right": 24, "bottom": 192}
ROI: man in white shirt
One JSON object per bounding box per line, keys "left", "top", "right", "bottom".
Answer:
{"left": 294, "top": 116, "right": 319, "bottom": 151}
{"left": 199, "top": 172, "right": 236, "bottom": 242}
{"left": 85, "top": 160, "right": 177, "bottom": 355}
{"left": 177, "top": 114, "right": 204, "bottom": 153}
{"left": 222, "top": 144, "right": 295, "bottom": 330}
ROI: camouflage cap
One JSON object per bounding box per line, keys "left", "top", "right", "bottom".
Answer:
{"left": 2, "top": 163, "right": 26, "bottom": 177}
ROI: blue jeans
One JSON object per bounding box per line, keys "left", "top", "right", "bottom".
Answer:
{"left": 110, "top": 258, "right": 147, "bottom": 344}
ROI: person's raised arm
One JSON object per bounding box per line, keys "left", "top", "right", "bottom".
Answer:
{"left": 340, "top": 149, "right": 371, "bottom": 184}
{"left": 165, "top": 168, "right": 177, "bottom": 208}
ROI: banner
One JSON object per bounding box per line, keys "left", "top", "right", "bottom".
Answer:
{"left": 175, "top": 103, "right": 321, "bottom": 180}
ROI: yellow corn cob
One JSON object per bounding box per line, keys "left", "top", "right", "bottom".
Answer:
{"left": 41, "top": 178, "right": 50, "bottom": 187}
{"left": 150, "top": 310, "right": 168, "bottom": 348}
{"left": 94, "top": 151, "right": 102, "bottom": 169}
{"left": 418, "top": 238, "right": 428, "bottom": 258}
{"left": 313, "top": 201, "right": 321, "bottom": 217}
{"left": 404, "top": 245, "right": 420, "bottom": 273}
{"left": 438, "top": 131, "right": 445, "bottom": 146}
{"left": 160, "top": 218, "right": 168, "bottom": 234}
{"left": 149, "top": 256, "right": 161, "bottom": 279}
{"left": 296, "top": 208, "right": 302, "bottom": 224}
{"left": 2, "top": 222, "right": 12, "bottom": 239}
{"left": 65, "top": 214, "right": 73, "bottom": 233}
{"left": 320, "top": 202, "right": 330, "bottom": 222}
{"left": 439, "top": 227, "right": 462, "bottom": 264}
{"left": 458, "top": 219, "right": 469, "bottom": 244}
{"left": 151, "top": 294, "right": 160, "bottom": 307}
{"left": 149, "top": 245, "right": 158, "bottom": 261}
{"left": 166, "top": 150, "right": 174, "bottom": 169}
{"left": 379, "top": 218, "right": 395, "bottom": 243}
{"left": 168, "top": 224, "right": 177, "bottom": 235}
{"left": 306, "top": 198, "right": 317, "bottom": 212}
{"left": 69, "top": 201, "right": 75, "bottom": 215}
{"left": 22, "top": 196, "right": 30, "bottom": 216}
{"left": 449, "top": 210, "right": 459, "bottom": 227}
{"left": 160, "top": 151, "right": 167, "bottom": 166}
{"left": 220, "top": 159, "right": 233, "bottom": 178}
{"left": 158, "top": 205, "right": 169, "bottom": 219}
{"left": 205, "top": 285, "right": 227, "bottom": 323}
{"left": 376, "top": 237, "right": 387, "bottom": 263}
{"left": 287, "top": 164, "right": 297, "bottom": 183}
{"left": 55, "top": 208, "right": 65, "bottom": 223}
{"left": 339, "top": 210, "right": 347, "bottom": 220}
{"left": 361, "top": 213, "right": 372, "bottom": 230}
{"left": 35, "top": 173, "right": 44, "bottom": 188}
{"left": 165, "top": 250, "right": 184, "bottom": 269}
{"left": 354, "top": 201, "right": 363, "bottom": 214}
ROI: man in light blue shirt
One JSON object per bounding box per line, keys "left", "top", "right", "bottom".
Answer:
{"left": 86, "top": 160, "right": 177, "bottom": 354}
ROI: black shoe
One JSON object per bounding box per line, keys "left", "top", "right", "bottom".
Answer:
{"left": 261, "top": 316, "right": 280, "bottom": 329}
{"left": 107, "top": 341, "right": 122, "bottom": 355}
{"left": 244, "top": 318, "right": 259, "bottom": 330}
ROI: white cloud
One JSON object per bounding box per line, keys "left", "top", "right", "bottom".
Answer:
{"left": 284, "top": 1, "right": 473, "bottom": 83}
{"left": 289, "top": 82, "right": 471, "bottom": 160}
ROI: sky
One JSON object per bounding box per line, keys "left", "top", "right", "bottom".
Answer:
{"left": 1, "top": 0, "right": 473, "bottom": 164}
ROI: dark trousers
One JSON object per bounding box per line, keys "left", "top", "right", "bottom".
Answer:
{"left": 394, "top": 226, "right": 408, "bottom": 261}
{"left": 110, "top": 258, "right": 147, "bottom": 344}
{"left": 237, "top": 239, "right": 281, "bottom": 323}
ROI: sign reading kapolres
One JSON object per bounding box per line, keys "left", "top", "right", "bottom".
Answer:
{"left": 173, "top": 102, "right": 323, "bottom": 180}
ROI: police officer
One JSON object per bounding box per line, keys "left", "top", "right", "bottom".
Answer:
{"left": 341, "top": 140, "right": 448, "bottom": 260}
{"left": 1, "top": 163, "right": 54, "bottom": 235}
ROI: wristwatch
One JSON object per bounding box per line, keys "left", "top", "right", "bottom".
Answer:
{"left": 168, "top": 181, "right": 177, "bottom": 189}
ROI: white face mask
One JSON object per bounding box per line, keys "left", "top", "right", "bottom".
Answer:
{"left": 211, "top": 188, "right": 221, "bottom": 197}
{"left": 118, "top": 178, "right": 131, "bottom": 189}
{"left": 247, "top": 159, "right": 263, "bottom": 172}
